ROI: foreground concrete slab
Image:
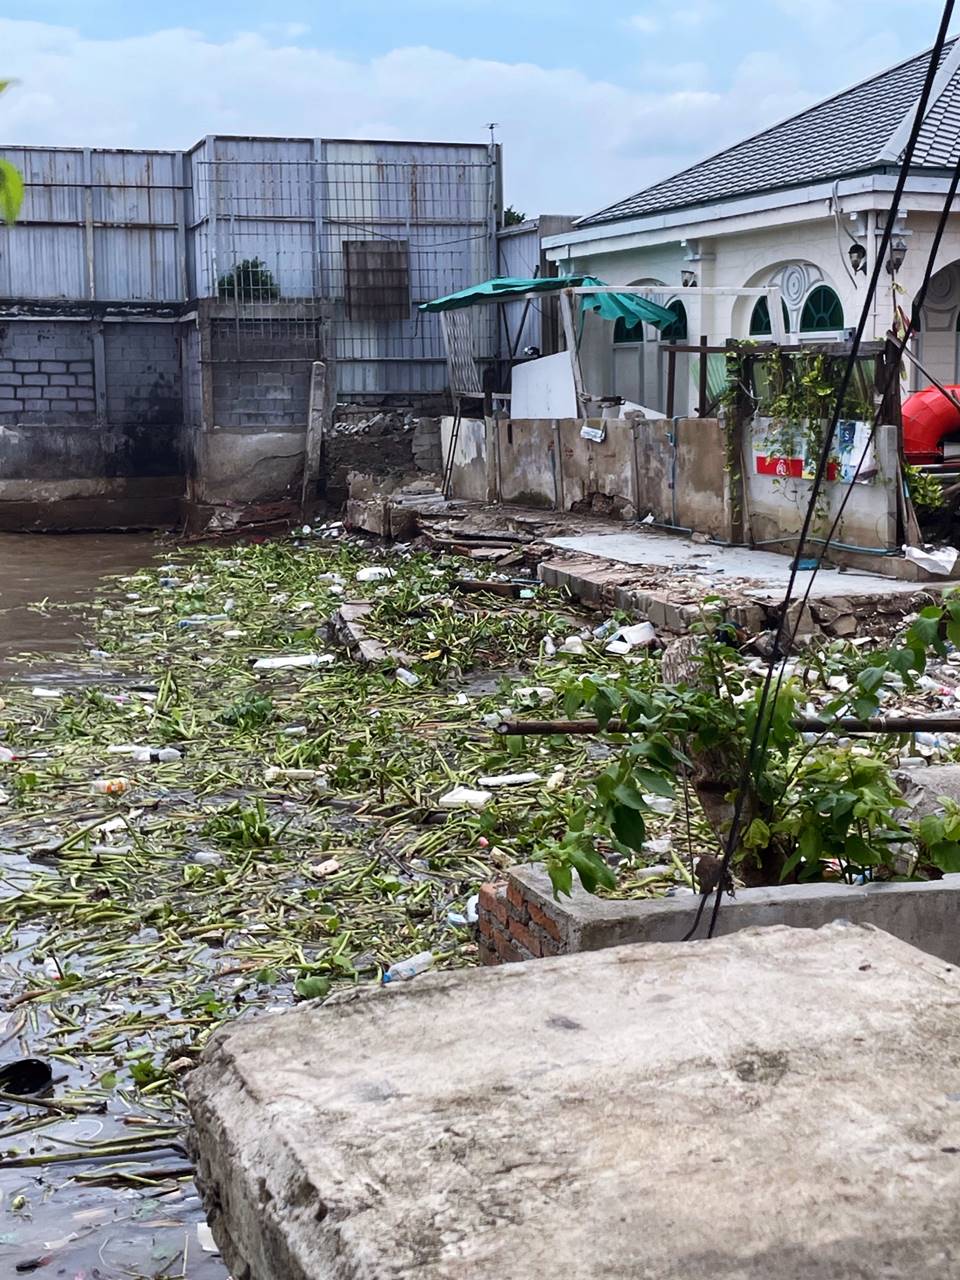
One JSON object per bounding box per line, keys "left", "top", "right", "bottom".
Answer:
{"left": 188, "top": 923, "right": 960, "bottom": 1280}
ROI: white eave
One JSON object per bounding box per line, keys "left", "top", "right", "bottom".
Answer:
{"left": 542, "top": 172, "right": 960, "bottom": 260}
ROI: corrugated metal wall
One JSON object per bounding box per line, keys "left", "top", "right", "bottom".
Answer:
{"left": 0, "top": 146, "right": 184, "bottom": 301}
{"left": 0, "top": 135, "right": 500, "bottom": 397}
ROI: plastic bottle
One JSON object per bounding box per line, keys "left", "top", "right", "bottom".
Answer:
{"left": 382, "top": 951, "right": 434, "bottom": 983}
{"left": 92, "top": 778, "right": 130, "bottom": 795}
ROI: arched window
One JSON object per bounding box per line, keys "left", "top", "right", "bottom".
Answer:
{"left": 614, "top": 317, "right": 643, "bottom": 343}
{"left": 660, "top": 300, "right": 687, "bottom": 342}
{"left": 800, "top": 285, "right": 843, "bottom": 332}
{"left": 749, "top": 296, "right": 790, "bottom": 336}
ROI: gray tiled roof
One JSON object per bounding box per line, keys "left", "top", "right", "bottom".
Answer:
{"left": 578, "top": 42, "right": 958, "bottom": 228}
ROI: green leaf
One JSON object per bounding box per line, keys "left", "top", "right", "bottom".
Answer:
{"left": 547, "top": 857, "right": 573, "bottom": 899}
{"left": 856, "top": 666, "right": 885, "bottom": 694}
{"left": 743, "top": 817, "right": 771, "bottom": 850}
{"left": 798, "top": 825, "right": 821, "bottom": 861}
{"left": 612, "top": 781, "right": 647, "bottom": 810}
{"left": 917, "top": 814, "right": 945, "bottom": 848}
{"left": 611, "top": 804, "right": 646, "bottom": 852}
{"left": 568, "top": 846, "right": 616, "bottom": 894}
{"left": 931, "top": 842, "right": 960, "bottom": 873}
{"left": 634, "top": 768, "right": 675, "bottom": 799}
{"left": 0, "top": 158, "right": 23, "bottom": 225}
{"left": 294, "top": 976, "right": 331, "bottom": 1000}
{"left": 99, "top": 1071, "right": 118, "bottom": 1090}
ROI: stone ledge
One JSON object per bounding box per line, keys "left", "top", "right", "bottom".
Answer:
{"left": 479, "top": 861, "right": 960, "bottom": 966}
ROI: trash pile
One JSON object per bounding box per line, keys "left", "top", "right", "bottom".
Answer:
{"left": 0, "top": 531, "right": 694, "bottom": 1278}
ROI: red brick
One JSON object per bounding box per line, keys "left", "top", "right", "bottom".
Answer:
{"left": 506, "top": 880, "right": 525, "bottom": 911}
{"left": 528, "top": 901, "right": 563, "bottom": 943}
{"left": 494, "top": 928, "right": 523, "bottom": 964}
{"left": 508, "top": 917, "right": 542, "bottom": 958}
{"left": 479, "top": 881, "right": 508, "bottom": 926}
{"left": 479, "top": 914, "right": 494, "bottom": 940}
{"left": 478, "top": 939, "right": 499, "bottom": 966}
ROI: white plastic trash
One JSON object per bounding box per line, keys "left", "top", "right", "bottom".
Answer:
{"left": 476, "top": 771, "right": 541, "bottom": 788}
{"left": 606, "top": 622, "right": 656, "bottom": 653}
{"left": 395, "top": 667, "right": 421, "bottom": 687}
{"left": 904, "top": 544, "right": 959, "bottom": 575}
{"left": 560, "top": 635, "right": 587, "bottom": 656}
{"left": 252, "top": 654, "right": 335, "bottom": 671}
{"left": 383, "top": 951, "right": 433, "bottom": 983}
{"left": 438, "top": 786, "right": 493, "bottom": 810}
{"left": 356, "top": 566, "right": 395, "bottom": 582}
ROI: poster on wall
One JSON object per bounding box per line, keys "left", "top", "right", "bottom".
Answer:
{"left": 752, "top": 419, "right": 876, "bottom": 485}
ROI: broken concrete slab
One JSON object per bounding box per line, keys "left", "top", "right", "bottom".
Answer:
{"left": 188, "top": 923, "right": 960, "bottom": 1280}
{"left": 328, "top": 601, "right": 408, "bottom": 666}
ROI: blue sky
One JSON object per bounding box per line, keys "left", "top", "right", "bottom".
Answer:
{"left": 0, "top": 1, "right": 952, "bottom": 213}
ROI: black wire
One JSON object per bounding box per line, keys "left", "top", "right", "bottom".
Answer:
{"left": 682, "top": 2, "right": 956, "bottom": 942}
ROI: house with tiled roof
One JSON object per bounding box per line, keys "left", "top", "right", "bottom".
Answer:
{"left": 542, "top": 40, "right": 960, "bottom": 413}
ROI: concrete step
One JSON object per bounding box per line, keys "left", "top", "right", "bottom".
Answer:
{"left": 187, "top": 923, "right": 960, "bottom": 1279}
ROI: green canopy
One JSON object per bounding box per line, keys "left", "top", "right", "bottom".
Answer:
{"left": 418, "top": 274, "right": 675, "bottom": 331}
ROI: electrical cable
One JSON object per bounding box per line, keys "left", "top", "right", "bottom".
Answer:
{"left": 681, "top": 2, "right": 957, "bottom": 942}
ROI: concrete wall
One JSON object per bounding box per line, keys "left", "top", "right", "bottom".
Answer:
{"left": 745, "top": 420, "right": 899, "bottom": 560}
{"left": 441, "top": 416, "right": 489, "bottom": 502}
{"left": 449, "top": 414, "right": 730, "bottom": 533}
{"left": 0, "top": 316, "right": 183, "bottom": 528}
{"left": 634, "top": 416, "right": 731, "bottom": 536}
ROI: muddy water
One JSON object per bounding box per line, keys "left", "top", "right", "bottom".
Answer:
{"left": 0, "top": 533, "right": 162, "bottom": 668}
{"left": 0, "top": 532, "right": 230, "bottom": 1280}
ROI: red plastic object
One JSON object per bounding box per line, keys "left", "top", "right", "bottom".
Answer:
{"left": 756, "top": 456, "right": 839, "bottom": 481}
{"left": 902, "top": 384, "right": 960, "bottom": 463}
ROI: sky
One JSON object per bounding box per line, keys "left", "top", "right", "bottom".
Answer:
{"left": 0, "top": 1, "right": 953, "bottom": 217}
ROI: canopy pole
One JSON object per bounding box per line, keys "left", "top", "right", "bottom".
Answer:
{"left": 559, "top": 289, "right": 586, "bottom": 408}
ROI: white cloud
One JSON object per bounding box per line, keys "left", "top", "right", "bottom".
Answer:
{"left": 627, "top": 14, "right": 660, "bottom": 33}
{"left": 0, "top": 17, "right": 929, "bottom": 217}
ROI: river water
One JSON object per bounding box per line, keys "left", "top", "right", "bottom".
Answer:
{"left": 0, "top": 531, "right": 229, "bottom": 1280}
{"left": 0, "top": 532, "right": 163, "bottom": 668}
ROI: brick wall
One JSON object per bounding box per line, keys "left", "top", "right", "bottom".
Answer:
{"left": 478, "top": 879, "right": 564, "bottom": 965}
{"left": 0, "top": 322, "right": 96, "bottom": 424}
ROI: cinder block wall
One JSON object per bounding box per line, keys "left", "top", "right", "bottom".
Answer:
{"left": 0, "top": 322, "right": 96, "bottom": 424}
{"left": 0, "top": 317, "right": 183, "bottom": 527}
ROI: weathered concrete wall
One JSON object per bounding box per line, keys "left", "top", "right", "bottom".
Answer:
{"left": 482, "top": 861, "right": 960, "bottom": 966}
{"left": 633, "top": 416, "right": 731, "bottom": 537}
{"left": 558, "top": 418, "right": 636, "bottom": 517}
{"left": 441, "top": 415, "right": 488, "bottom": 502}
{"left": 0, "top": 317, "right": 183, "bottom": 529}
{"left": 745, "top": 420, "right": 899, "bottom": 564}
{"left": 495, "top": 418, "right": 557, "bottom": 506}
{"left": 187, "top": 923, "right": 960, "bottom": 1280}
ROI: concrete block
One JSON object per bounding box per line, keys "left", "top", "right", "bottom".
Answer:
{"left": 508, "top": 861, "right": 960, "bottom": 964}
{"left": 21, "top": 373, "right": 48, "bottom": 386}
{"left": 0, "top": 386, "right": 15, "bottom": 398}
{"left": 48, "top": 374, "right": 77, "bottom": 387}
{"left": 187, "top": 923, "right": 960, "bottom": 1280}
{"left": 0, "top": 360, "right": 12, "bottom": 372}
{"left": 39, "top": 361, "right": 67, "bottom": 373}
{"left": 44, "top": 386, "right": 68, "bottom": 400}
{"left": 14, "top": 361, "right": 39, "bottom": 373}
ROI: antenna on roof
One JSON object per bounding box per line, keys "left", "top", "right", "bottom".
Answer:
{"left": 486, "top": 123, "right": 499, "bottom": 145}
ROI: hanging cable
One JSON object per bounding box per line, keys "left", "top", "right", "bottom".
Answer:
{"left": 681, "top": 1, "right": 957, "bottom": 942}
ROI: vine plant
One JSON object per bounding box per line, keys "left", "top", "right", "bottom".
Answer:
{"left": 544, "top": 593, "right": 960, "bottom": 898}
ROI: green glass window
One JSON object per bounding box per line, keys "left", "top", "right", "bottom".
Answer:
{"left": 614, "top": 317, "right": 643, "bottom": 343}
{"left": 660, "top": 300, "right": 687, "bottom": 342}
{"left": 749, "top": 296, "right": 790, "bottom": 336}
{"left": 800, "top": 285, "right": 843, "bottom": 332}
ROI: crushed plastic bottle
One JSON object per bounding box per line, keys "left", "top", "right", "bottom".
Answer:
{"left": 107, "top": 745, "right": 182, "bottom": 763}
{"left": 356, "top": 566, "right": 395, "bottom": 583}
{"left": 91, "top": 778, "right": 131, "bottom": 795}
{"left": 395, "top": 667, "right": 421, "bottom": 688}
{"left": 383, "top": 951, "right": 434, "bottom": 983}
{"left": 252, "top": 654, "right": 335, "bottom": 671}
